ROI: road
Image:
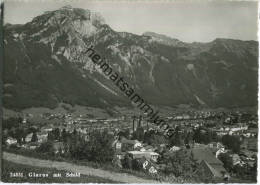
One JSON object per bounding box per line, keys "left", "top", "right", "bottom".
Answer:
{"left": 3, "top": 152, "right": 165, "bottom": 183}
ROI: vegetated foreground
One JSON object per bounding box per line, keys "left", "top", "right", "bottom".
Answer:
{"left": 2, "top": 152, "right": 164, "bottom": 184}
{"left": 1, "top": 160, "right": 119, "bottom": 183}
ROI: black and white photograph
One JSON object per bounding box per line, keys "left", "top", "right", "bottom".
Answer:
{"left": 1, "top": 0, "right": 258, "bottom": 183}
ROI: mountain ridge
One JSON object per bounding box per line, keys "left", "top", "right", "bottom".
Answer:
{"left": 3, "top": 6, "right": 258, "bottom": 110}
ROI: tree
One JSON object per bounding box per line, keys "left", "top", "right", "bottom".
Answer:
{"left": 132, "top": 158, "right": 142, "bottom": 171}
{"left": 149, "top": 134, "right": 168, "bottom": 146}
{"left": 122, "top": 154, "right": 133, "bottom": 169}
{"left": 184, "top": 131, "right": 194, "bottom": 145}
{"left": 3, "top": 117, "right": 20, "bottom": 130}
{"left": 118, "top": 129, "right": 130, "bottom": 139}
{"left": 233, "top": 164, "right": 248, "bottom": 179}
{"left": 73, "top": 128, "right": 77, "bottom": 136}
{"left": 47, "top": 132, "right": 54, "bottom": 141}
{"left": 203, "top": 131, "right": 213, "bottom": 144}
{"left": 14, "top": 127, "right": 24, "bottom": 144}
{"left": 53, "top": 128, "right": 61, "bottom": 141}
{"left": 193, "top": 127, "right": 215, "bottom": 144}
{"left": 89, "top": 130, "right": 115, "bottom": 162}
{"left": 47, "top": 128, "right": 61, "bottom": 141}
{"left": 144, "top": 129, "right": 155, "bottom": 144}
{"left": 37, "top": 141, "right": 53, "bottom": 154}
{"left": 161, "top": 149, "right": 197, "bottom": 179}
{"left": 61, "top": 129, "right": 67, "bottom": 142}
{"left": 31, "top": 132, "right": 38, "bottom": 142}
{"left": 133, "top": 127, "right": 144, "bottom": 141}
{"left": 169, "top": 127, "right": 183, "bottom": 147}
{"left": 251, "top": 161, "right": 257, "bottom": 181}
{"left": 72, "top": 130, "right": 115, "bottom": 163}
{"left": 222, "top": 135, "right": 241, "bottom": 153}
{"left": 218, "top": 152, "right": 233, "bottom": 171}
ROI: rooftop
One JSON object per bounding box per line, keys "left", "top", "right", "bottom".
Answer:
{"left": 128, "top": 151, "right": 159, "bottom": 156}
{"left": 192, "top": 147, "right": 224, "bottom": 165}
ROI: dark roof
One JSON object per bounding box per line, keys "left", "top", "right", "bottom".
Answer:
{"left": 210, "top": 163, "right": 227, "bottom": 175}
{"left": 200, "top": 160, "right": 226, "bottom": 178}
{"left": 192, "top": 148, "right": 223, "bottom": 165}
{"left": 193, "top": 147, "right": 228, "bottom": 178}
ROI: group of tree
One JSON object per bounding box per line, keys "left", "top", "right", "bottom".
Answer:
{"left": 193, "top": 127, "right": 218, "bottom": 145}
{"left": 168, "top": 126, "right": 184, "bottom": 147}
{"left": 221, "top": 135, "right": 241, "bottom": 153}
{"left": 131, "top": 125, "right": 218, "bottom": 148}
{"left": 47, "top": 128, "right": 61, "bottom": 141}
{"left": 218, "top": 152, "right": 257, "bottom": 182}
{"left": 119, "top": 126, "right": 169, "bottom": 147}
{"left": 117, "top": 123, "right": 218, "bottom": 149}
{"left": 218, "top": 152, "right": 233, "bottom": 171}
{"left": 159, "top": 149, "right": 198, "bottom": 180}
{"left": 38, "top": 128, "right": 115, "bottom": 163}
{"left": 3, "top": 117, "right": 22, "bottom": 130}
{"left": 71, "top": 129, "right": 115, "bottom": 163}
{"left": 3, "top": 117, "right": 39, "bottom": 145}
{"left": 144, "top": 129, "right": 168, "bottom": 146}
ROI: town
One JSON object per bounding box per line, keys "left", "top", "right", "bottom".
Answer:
{"left": 3, "top": 109, "right": 258, "bottom": 183}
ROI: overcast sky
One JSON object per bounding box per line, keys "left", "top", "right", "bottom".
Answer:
{"left": 4, "top": 0, "right": 258, "bottom": 43}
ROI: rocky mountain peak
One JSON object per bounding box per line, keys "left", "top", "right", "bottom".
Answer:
{"left": 25, "top": 6, "right": 105, "bottom": 40}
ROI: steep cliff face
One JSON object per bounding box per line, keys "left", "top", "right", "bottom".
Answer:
{"left": 3, "top": 6, "right": 258, "bottom": 110}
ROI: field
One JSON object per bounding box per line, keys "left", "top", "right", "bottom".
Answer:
{"left": 1, "top": 160, "right": 120, "bottom": 183}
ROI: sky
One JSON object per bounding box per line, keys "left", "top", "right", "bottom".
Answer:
{"left": 4, "top": 0, "right": 258, "bottom": 43}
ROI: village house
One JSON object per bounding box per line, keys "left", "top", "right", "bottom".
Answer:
{"left": 20, "top": 142, "right": 40, "bottom": 150}
{"left": 169, "top": 146, "right": 181, "bottom": 152}
{"left": 140, "top": 144, "right": 155, "bottom": 152}
{"left": 208, "top": 142, "right": 224, "bottom": 150}
{"left": 112, "top": 151, "right": 125, "bottom": 168}
{"left": 25, "top": 133, "right": 33, "bottom": 143}
{"left": 193, "top": 147, "right": 229, "bottom": 180}
{"left": 243, "top": 133, "right": 252, "bottom": 138}
{"left": 115, "top": 151, "right": 126, "bottom": 160}
{"left": 22, "top": 118, "right": 27, "bottom": 124}
{"left": 28, "top": 142, "right": 40, "bottom": 150}
{"left": 52, "top": 141, "right": 65, "bottom": 154}
{"left": 42, "top": 126, "right": 53, "bottom": 132}
{"left": 241, "top": 138, "right": 257, "bottom": 152}
{"left": 230, "top": 154, "right": 245, "bottom": 166}
{"left": 37, "top": 131, "right": 48, "bottom": 143}
{"left": 127, "top": 151, "right": 159, "bottom": 162}
{"left": 215, "top": 147, "right": 227, "bottom": 158}
{"left": 112, "top": 137, "right": 142, "bottom": 152}
{"left": 6, "top": 137, "right": 17, "bottom": 145}
{"left": 82, "top": 133, "right": 90, "bottom": 142}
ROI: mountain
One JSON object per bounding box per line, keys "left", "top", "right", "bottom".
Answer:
{"left": 3, "top": 6, "right": 258, "bottom": 110}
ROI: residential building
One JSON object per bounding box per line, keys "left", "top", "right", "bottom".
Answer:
{"left": 193, "top": 147, "right": 229, "bottom": 179}
{"left": 6, "top": 137, "right": 17, "bottom": 145}
{"left": 25, "top": 133, "right": 33, "bottom": 142}
{"left": 127, "top": 151, "right": 159, "bottom": 162}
